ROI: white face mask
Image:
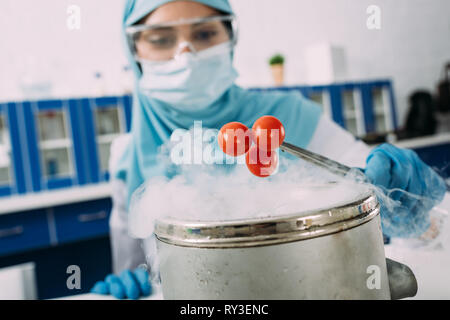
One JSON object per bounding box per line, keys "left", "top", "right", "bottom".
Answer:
{"left": 138, "top": 42, "right": 238, "bottom": 113}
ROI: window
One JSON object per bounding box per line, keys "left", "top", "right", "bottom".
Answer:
{"left": 0, "top": 115, "right": 11, "bottom": 184}
{"left": 37, "top": 110, "right": 73, "bottom": 178}
{"left": 94, "top": 107, "right": 124, "bottom": 172}
{"left": 309, "top": 92, "right": 324, "bottom": 106}
{"left": 342, "top": 90, "right": 365, "bottom": 137}
{"left": 309, "top": 91, "right": 331, "bottom": 118}
{"left": 372, "top": 88, "right": 391, "bottom": 133}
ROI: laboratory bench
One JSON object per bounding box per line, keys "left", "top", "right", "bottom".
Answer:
{"left": 0, "top": 184, "right": 114, "bottom": 299}
{"left": 394, "top": 132, "right": 450, "bottom": 179}
{"left": 57, "top": 238, "right": 450, "bottom": 300}
{"left": 0, "top": 95, "right": 132, "bottom": 299}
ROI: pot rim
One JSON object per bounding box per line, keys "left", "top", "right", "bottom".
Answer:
{"left": 154, "top": 189, "right": 380, "bottom": 248}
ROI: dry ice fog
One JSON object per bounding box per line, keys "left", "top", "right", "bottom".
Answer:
{"left": 128, "top": 126, "right": 448, "bottom": 242}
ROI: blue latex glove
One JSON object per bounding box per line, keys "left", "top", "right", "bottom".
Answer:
{"left": 364, "top": 143, "right": 447, "bottom": 238}
{"left": 91, "top": 268, "right": 152, "bottom": 299}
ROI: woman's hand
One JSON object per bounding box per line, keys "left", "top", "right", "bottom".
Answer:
{"left": 364, "top": 143, "right": 447, "bottom": 238}
{"left": 91, "top": 268, "right": 152, "bottom": 299}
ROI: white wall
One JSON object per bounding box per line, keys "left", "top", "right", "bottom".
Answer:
{"left": 1, "top": 0, "right": 449, "bottom": 125}
{"left": 231, "top": 0, "right": 450, "bottom": 124}
{"left": 0, "top": 0, "right": 129, "bottom": 100}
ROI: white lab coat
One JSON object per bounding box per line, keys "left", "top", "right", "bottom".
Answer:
{"left": 108, "top": 114, "right": 373, "bottom": 273}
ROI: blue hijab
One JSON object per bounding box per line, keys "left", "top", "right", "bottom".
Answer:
{"left": 117, "top": 0, "right": 322, "bottom": 208}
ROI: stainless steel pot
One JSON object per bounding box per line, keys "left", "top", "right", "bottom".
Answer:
{"left": 154, "top": 186, "right": 417, "bottom": 299}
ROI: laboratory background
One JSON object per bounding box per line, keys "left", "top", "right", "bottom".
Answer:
{"left": 0, "top": 0, "right": 449, "bottom": 300}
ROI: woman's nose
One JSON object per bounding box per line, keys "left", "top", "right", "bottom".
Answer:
{"left": 178, "top": 47, "right": 191, "bottom": 55}
{"left": 174, "top": 41, "right": 196, "bottom": 57}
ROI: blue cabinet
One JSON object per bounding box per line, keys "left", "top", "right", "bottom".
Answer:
{"left": 0, "top": 197, "right": 113, "bottom": 257}
{"left": 0, "top": 103, "right": 28, "bottom": 196}
{"left": 250, "top": 80, "right": 398, "bottom": 138}
{"left": 0, "top": 209, "right": 51, "bottom": 256}
{"left": 413, "top": 143, "right": 450, "bottom": 179}
{"left": 82, "top": 96, "right": 132, "bottom": 183}
{"left": 0, "top": 198, "right": 113, "bottom": 299}
{"left": 0, "top": 96, "right": 127, "bottom": 298}
{"left": 0, "top": 234, "right": 112, "bottom": 299}
{"left": 0, "top": 96, "right": 132, "bottom": 197}
{"left": 22, "top": 99, "right": 89, "bottom": 191}
{"left": 53, "top": 198, "right": 112, "bottom": 244}
{"left": 357, "top": 81, "right": 398, "bottom": 135}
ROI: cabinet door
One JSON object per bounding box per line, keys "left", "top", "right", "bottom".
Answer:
{"left": 359, "top": 83, "right": 376, "bottom": 134}
{"left": 22, "top": 99, "right": 86, "bottom": 191}
{"left": 52, "top": 198, "right": 112, "bottom": 244}
{"left": 339, "top": 84, "right": 366, "bottom": 137}
{"left": 371, "top": 84, "right": 397, "bottom": 134}
{"left": 304, "top": 86, "right": 333, "bottom": 120}
{"left": 0, "top": 209, "right": 51, "bottom": 257}
{"left": 83, "top": 97, "right": 128, "bottom": 183}
{"left": 358, "top": 81, "right": 398, "bottom": 136}
{"left": 37, "top": 111, "right": 73, "bottom": 179}
{"left": 0, "top": 105, "right": 14, "bottom": 196}
{"left": 0, "top": 103, "right": 29, "bottom": 196}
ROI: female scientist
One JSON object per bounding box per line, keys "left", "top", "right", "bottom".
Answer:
{"left": 91, "top": 0, "right": 447, "bottom": 299}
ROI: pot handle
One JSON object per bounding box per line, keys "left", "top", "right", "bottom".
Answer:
{"left": 385, "top": 258, "right": 418, "bottom": 300}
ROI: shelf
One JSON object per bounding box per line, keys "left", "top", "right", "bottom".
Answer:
{"left": 394, "top": 132, "right": 450, "bottom": 150}
{"left": 0, "top": 183, "right": 112, "bottom": 215}
{"left": 374, "top": 107, "right": 386, "bottom": 116}
{"left": 39, "top": 139, "right": 73, "bottom": 150}
{"left": 343, "top": 111, "right": 357, "bottom": 119}
{"left": 96, "top": 133, "right": 121, "bottom": 145}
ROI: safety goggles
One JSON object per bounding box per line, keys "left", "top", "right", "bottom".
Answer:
{"left": 126, "top": 15, "right": 238, "bottom": 61}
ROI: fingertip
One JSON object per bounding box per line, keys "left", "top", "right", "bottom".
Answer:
{"left": 120, "top": 270, "right": 140, "bottom": 300}
{"left": 141, "top": 282, "right": 152, "bottom": 296}
{"left": 110, "top": 281, "right": 126, "bottom": 300}
{"left": 363, "top": 165, "right": 376, "bottom": 183}
{"left": 106, "top": 274, "right": 126, "bottom": 299}
{"left": 365, "top": 152, "right": 392, "bottom": 187}
{"left": 133, "top": 268, "right": 149, "bottom": 280}
{"left": 91, "top": 281, "right": 109, "bottom": 295}
{"left": 105, "top": 274, "right": 120, "bottom": 284}
{"left": 134, "top": 268, "right": 152, "bottom": 296}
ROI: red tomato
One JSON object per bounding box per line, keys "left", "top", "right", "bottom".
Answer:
{"left": 252, "top": 116, "right": 285, "bottom": 151}
{"left": 245, "top": 145, "right": 278, "bottom": 177}
{"left": 218, "top": 122, "right": 252, "bottom": 156}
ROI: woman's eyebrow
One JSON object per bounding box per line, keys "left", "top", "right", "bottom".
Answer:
{"left": 148, "top": 26, "right": 175, "bottom": 32}
{"left": 192, "top": 21, "right": 218, "bottom": 28}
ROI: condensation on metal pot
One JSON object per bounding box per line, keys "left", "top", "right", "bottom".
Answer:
{"left": 154, "top": 188, "right": 380, "bottom": 248}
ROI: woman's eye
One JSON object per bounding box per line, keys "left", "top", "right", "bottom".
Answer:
{"left": 147, "top": 35, "right": 176, "bottom": 48}
{"left": 193, "top": 30, "right": 218, "bottom": 42}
